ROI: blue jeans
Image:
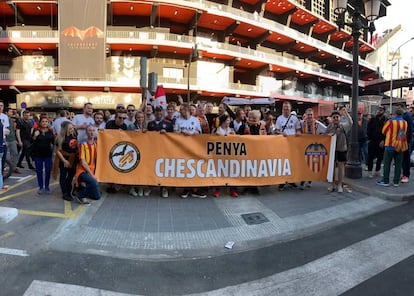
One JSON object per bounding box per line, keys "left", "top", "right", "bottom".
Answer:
{"left": 358, "top": 140, "right": 368, "bottom": 165}
{"left": 0, "top": 152, "right": 3, "bottom": 189}
{"left": 33, "top": 156, "right": 52, "bottom": 190}
{"left": 78, "top": 172, "right": 101, "bottom": 200}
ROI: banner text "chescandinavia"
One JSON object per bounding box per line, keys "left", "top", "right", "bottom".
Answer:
{"left": 155, "top": 158, "right": 292, "bottom": 178}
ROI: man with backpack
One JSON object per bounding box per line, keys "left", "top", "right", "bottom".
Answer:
{"left": 397, "top": 103, "right": 413, "bottom": 183}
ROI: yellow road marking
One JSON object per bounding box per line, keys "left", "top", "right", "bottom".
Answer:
{"left": 0, "top": 180, "right": 86, "bottom": 218}
{"left": 0, "top": 187, "right": 38, "bottom": 202}
{"left": 0, "top": 175, "right": 36, "bottom": 195}
{"left": 0, "top": 231, "right": 14, "bottom": 240}
{"left": 0, "top": 181, "right": 59, "bottom": 201}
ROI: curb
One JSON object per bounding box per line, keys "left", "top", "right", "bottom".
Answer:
{"left": 0, "top": 207, "right": 18, "bottom": 224}
{"left": 345, "top": 178, "right": 414, "bottom": 202}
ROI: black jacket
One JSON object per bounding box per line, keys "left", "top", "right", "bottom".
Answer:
{"left": 367, "top": 115, "right": 387, "bottom": 144}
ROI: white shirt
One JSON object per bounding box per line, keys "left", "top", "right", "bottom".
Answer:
{"left": 216, "top": 126, "right": 233, "bottom": 136}
{"left": 174, "top": 116, "right": 201, "bottom": 135}
{"left": 0, "top": 113, "right": 9, "bottom": 144}
{"left": 72, "top": 114, "right": 94, "bottom": 142}
{"left": 275, "top": 114, "right": 301, "bottom": 135}
{"left": 52, "top": 116, "right": 71, "bottom": 135}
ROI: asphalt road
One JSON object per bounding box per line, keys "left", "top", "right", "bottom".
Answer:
{"left": 1, "top": 198, "right": 414, "bottom": 295}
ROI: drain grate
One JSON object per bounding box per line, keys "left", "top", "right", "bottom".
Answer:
{"left": 241, "top": 212, "right": 269, "bottom": 225}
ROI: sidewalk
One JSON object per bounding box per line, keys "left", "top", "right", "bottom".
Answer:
{"left": 49, "top": 169, "right": 412, "bottom": 260}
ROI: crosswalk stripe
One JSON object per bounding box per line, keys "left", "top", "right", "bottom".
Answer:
{"left": 23, "top": 280, "right": 139, "bottom": 296}
{"left": 23, "top": 220, "right": 414, "bottom": 295}
{"left": 0, "top": 247, "right": 29, "bottom": 257}
{"left": 195, "top": 219, "right": 414, "bottom": 296}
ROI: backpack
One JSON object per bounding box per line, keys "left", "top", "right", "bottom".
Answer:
{"left": 394, "top": 128, "right": 408, "bottom": 152}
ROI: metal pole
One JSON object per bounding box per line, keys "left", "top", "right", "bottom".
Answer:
{"left": 345, "top": 11, "right": 362, "bottom": 179}
{"left": 389, "top": 37, "right": 414, "bottom": 112}
{"left": 187, "top": 60, "right": 191, "bottom": 103}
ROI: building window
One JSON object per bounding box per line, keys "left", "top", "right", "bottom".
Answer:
{"left": 311, "top": 0, "right": 325, "bottom": 18}
{"left": 163, "top": 67, "right": 183, "bottom": 80}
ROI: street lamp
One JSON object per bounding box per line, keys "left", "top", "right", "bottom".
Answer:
{"left": 333, "top": 0, "right": 384, "bottom": 179}
{"left": 389, "top": 37, "right": 414, "bottom": 112}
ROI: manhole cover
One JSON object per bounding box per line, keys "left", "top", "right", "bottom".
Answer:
{"left": 241, "top": 212, "right": 269, "bottom": 225}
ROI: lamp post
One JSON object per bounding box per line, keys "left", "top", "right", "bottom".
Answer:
{"left": 333, "top": 0, "right": 384, "bottom": 179}
{"left": 389, "top": 37, "right": 414, "bottom": 112}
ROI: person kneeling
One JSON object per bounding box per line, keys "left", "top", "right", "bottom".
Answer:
{"left": 74, "top": 125, "right": 101, "bottom": 205}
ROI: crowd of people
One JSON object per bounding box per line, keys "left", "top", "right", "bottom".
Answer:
{"left": 0, "top": 98, "right": 412, "bottom": 205}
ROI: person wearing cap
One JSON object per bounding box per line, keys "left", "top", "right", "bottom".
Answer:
{"left": 366, "top": 106, "right": 387, "bottom": 178}
{"left": 326, "top": 110, "right": 352, "bottom": 193}
{"left": 146, "top": 106, "right": 174, "bottom": 198}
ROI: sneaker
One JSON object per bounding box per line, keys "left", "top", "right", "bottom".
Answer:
{"left": 12, "top": 168, "right": 22, "bottom": 174}
{"left": 144, "top": 188, "right": 151, "bottom": 196}
{"left": 290, "top": 183, "right": 298, "bottom": 188}
{"left": 299, "top": 183, "right": 305, "bottom": 190}
{"left": 161, "top": 187, "right": 168, "bottom": 198}
{"left": 73, "top": 195, "right": 83, "bottom": 204}
{"left": 230, "top": 190, "right": 239, "bottom": 198}
{"left": 191, "top": 190, "right": 207, "bottom": 199}
{"left": 368, "top": 173, "right": 373, "bottom": 178}
{"left": 327, "top": 185, "right": 336, "bottom": 192}
{"left": 305, "top": 182, "right": 312, "bottom": 188}
{"left": 180, "top": 190, "right": 190, "bottom": 199}
{"left": 17, "top": 164, "right": 24, "bottom": 169}
{"left": 278, "top": 184, "right": 285, "bottom": 191}
{"left": 401, "top": 176, "right": 409, "bottom": 183}
{"left": 137, "top": 188, "right": 144, "bottom": 197}
{"left": 376, "top": 180, "right": 390, "bottom": 187}
{"left": 393, "top": 183, "right": 400, "bottom": 187}
{"left": 337, "top": 185, "right": 343, "bottom": 193}
{"left": 28, "top": 165, "right": 36, "bottom": 170}
{"left": 37, "top": 188, "right": 44, "bottom": 195}
{"left": 81, "top": 198, "right": 91, "bottom": 206}
{"left": 44, "top": 188, "right": 51, "bottom": 194}
{"left": 213, "top": 189, "right": 220, "bottom": 198}
{"left": 129, "top": 188, "right": 138, "bottom": 197}
{"left": 2, "top": 185, "right": 9, "bottom": 191}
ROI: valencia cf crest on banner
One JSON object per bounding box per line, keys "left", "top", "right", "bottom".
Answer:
{"left": 304, "top": 143, "right": 328, "bottom": 173}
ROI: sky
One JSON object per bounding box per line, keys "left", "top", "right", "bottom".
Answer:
{"left": 374, "top": 0, "right": 414, "bottom": 60}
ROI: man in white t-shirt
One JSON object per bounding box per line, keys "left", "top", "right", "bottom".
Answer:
{"left": 174, "top": 103, "right": 201, "bottom": 135}
{"left": 52, "top": 110, "right": 71, "bottom": 136}
{"left": 72, "top": 103, "right": 94, "bottom": 143}
{"left": 275, "top": 101, "right": 302, "bottom": 136}
{"left": 174, "top": 104, "right": 206, "bottom": 198}
{"left": 274, "top": 101, "right": 301, "bottom": 191}
{"left": 0, "top": 101, "right": 10, "bottom": 182}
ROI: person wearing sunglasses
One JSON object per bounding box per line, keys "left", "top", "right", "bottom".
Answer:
{"left": 105, "top": 109, "right": 128, "bottom": 130}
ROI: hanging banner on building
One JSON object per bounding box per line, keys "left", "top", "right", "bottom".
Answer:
{"left": 59, "top": 0, "right": 106, "bottom": 79}
{"left": 17, "top": 91, "right": 142, "bottom": 110}
{"left": 96, "top": 131, "right": 335, "bottom": 187}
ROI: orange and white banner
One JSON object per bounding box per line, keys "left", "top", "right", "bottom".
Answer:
{"left": 96, "top": 130, "right": 335, "bottom": 187}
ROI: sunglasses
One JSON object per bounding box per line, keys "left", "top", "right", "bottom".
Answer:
{"left": 127, "top": 109, "right": 135, "bottom": 112}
